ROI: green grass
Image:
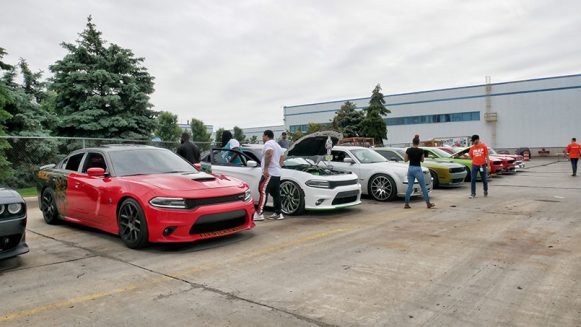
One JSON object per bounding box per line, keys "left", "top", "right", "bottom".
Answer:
{"left": 17, "top": 187, "right": 37, "bottom": 197}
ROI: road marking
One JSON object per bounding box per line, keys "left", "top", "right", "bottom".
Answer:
{"left": 0, "top": 285, "right": 138, "bottom": 322}
{"left": 0, "top": 228, "right": 352, "bottom": 322}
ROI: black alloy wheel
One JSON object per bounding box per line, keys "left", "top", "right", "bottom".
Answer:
{"left": 41, "top": 188, "right": 60, "bottom": 224}
{"left": 118, "top": 198, "right": 149, "bottom": 249}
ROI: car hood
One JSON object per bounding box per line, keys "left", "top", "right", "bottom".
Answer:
{"left": 361, "top": 161, "right": 429, "bottom": 174}
{"left": 0, "top": 187, "right": 24, "bottom": 204}
{"left": 287, "top": 131, "right": 342, "bottom": 157}
{"left": 425, "top": 161, "right": 464, "bottom": 169}
{"left": 121, "top": 172, "right": 244, "bottom": 191}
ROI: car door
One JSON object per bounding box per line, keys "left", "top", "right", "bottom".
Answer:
{"left": 329, "top": 150, "right": 363, "bottom": 178}
{"left": 68, "top": 152, "right": 110, "bottom": 224}
{"left": 58, "top": 152, "right": 86, "bottom": 219}
{"left": 210, "top": 149, "right": 261, "bottom": 201}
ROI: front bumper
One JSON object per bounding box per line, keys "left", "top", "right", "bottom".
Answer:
{"left": 400, "top": 174, "right": 433, "bottom": 196}
{"left": 145, "top": 201, "right": 255, "bottom": 243}
{"left": 0, "top": 215, "right": 29, "bottom": 260}
{"left": 304, "top": 184, "right": 362, "bottom": 210}
{"left": 439, "top": 171, "right": 467, "bottom": 187}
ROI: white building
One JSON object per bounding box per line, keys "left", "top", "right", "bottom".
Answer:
{"left": 283, "top": 74, "right": 581, "bottom": 150}
{"left": 242, "top": 125, "right": 286, "bottom": 143}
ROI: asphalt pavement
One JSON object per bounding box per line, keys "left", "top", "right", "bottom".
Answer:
{"left": 1, "top": 158, "right": 580, "bottom": 326}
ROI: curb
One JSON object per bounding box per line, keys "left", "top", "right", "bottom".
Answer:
{"left": 24, "top": 196, "right": 39, "bottom": 209}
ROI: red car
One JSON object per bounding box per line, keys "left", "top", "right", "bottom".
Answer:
{"left": 488, "top": 147, "right": 525, "bottom": 170}
{"left": 449, "top": 147, "right": 505, "bottom": 175}
{"left": 36, "top": 145, "right": 255, "bottom": 249}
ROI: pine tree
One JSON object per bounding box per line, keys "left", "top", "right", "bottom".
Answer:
{"left": 214, "top": 127, "right": 225, "bottom": 145}
{"left": 361, "top": 84, "right": 391, "bottom": 145}
{"left": 156, "top": 111, "right": 181, "bottom": 142}
{"left": 332, "top": 101, "right": 364, "bottom": 137}
{"left": 233, "top": 126, "right": 245, "bottom": 143}
{"left": 0, "top": 48, "right": 14, "bottom": 181}
{"left": 49, "top": 16, "right": 157, "bottom": 139}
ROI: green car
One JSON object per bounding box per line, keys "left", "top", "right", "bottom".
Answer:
{"left": 374, "top": 147, "right": 467, "bottom": 188}
{"left": 420, "top": 147, "right": 489, "bottom": 181}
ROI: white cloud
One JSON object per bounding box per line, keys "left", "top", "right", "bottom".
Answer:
{"left": 1, "top": 0, "right": 580, "bottom": 129}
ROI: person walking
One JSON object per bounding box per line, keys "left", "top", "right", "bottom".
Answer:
{"left": 254, "top": 130, "right": 285, "bottom": 221}
{"left": 566, "top": 137, "right": 580, "bottom": 176}
{"left": 176, "top": 132, "right": 200, "bottom": 164}
{"left": 404, "top": 135, "right": 435, "bottom": 209}
{"left": 278, "top": 132, "right": 290, "bottom": 149}
{"left": 468, "top": 134, "right": 490, "bottom": 198}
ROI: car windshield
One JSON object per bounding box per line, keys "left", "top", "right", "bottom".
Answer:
{"left": 428, "top": 148, "right": 452, "bottom": 158}
{"left": 393, "top": 149, "right": 405, "bottom": 157}
{"left": 109, "top": 148, "right": 197, "bottom": 176}
{"left": 350, "top": 149, "right": 387, "bottom": 163}
{"left": 284, "top": 157, "right": 315, "bottom": 167}
{"left": 488, "top": 147, "right": 497, "bottom": 154}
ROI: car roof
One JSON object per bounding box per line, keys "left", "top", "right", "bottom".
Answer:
{"left": 333, "top": 145, "right": 368, "bottom": 150}
{"left": 69, "top": 144, "right": 162, "bottom": 154}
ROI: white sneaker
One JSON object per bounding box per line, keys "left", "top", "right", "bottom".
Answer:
{"left": 268, "top": 213, "right": 285, "bottom": 220}
{"left": 469, "top": 194, "right": 476, "bottom": 199}
{"left": 253, "top": 212, "right": 264, "bottom": 221}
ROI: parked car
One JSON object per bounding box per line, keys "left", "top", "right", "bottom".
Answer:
{"left": 202, "top": 131, "right": 361, "bottom": 216}
{"left": 374, "top": 147, "right": 467, "bottom": 188}
{"left": 421, "top": 147, "right": 498, "bottom": 181}
{"left": 0, "top": 187, "right": 29, "bottom": 260}
{"left": 453, "top": 147, "right": 515, "bottom": 175}
{"left": 35, "top": 145, "right": 255, "bottom": 249}
{"left": 323, "top": 146, "right": 432, "bottom": 202}
{"left": 488, "top": 147, "right": 525, "bottom": 170}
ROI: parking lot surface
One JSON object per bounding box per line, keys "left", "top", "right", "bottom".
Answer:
{"left": 1, "top": 159, "right": 580, "bottom": 326}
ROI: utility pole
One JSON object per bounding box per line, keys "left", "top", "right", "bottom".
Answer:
{"left": 484, "top": 76, "right": 498, "bottom": 147}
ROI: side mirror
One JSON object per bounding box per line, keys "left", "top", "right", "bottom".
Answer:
{"left": 343, "top": 158, "right": 354, "bottom": 164}
{"left": 193, "top": 163, "right": 202, "bottom": 171}
{"left": 87, "top": 167, "right": 106, "bottom": 177}
{"left": 247, "top": 160, "right": 258, "bottom": 168}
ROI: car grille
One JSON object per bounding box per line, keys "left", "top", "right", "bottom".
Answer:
{"left": 508, "top": 160, "right": 515, "bottom": 164}
{"left": 451, "top": 178, "right": 465, "bottom": 184}
{"left": 329, "top": 179, "right": 358, "bottom": 188}
{"left": 332, "top": 190, "right": 360, "bottom": 205}
{"left": 493, "top": 161, "right": 502, "bottom": 165}
{"left": 0, "top": 234, "right": 23, "bottom": 252}
{"left": 189, "top": 210, "right": 247, "bottom": 234}
{"left": 185, "top": 194, "right": 244, "bottom": 209}
{"left": 449, "top": 167, "right": 465, "bottom": 173}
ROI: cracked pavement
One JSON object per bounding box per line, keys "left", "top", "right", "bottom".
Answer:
{"left": 1, "top": 159, "right": 580, "bottom": 326}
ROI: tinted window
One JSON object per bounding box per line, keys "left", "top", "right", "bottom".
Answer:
{"left": 82, "top": 153, "right": 108, "bottom": 173}
{"left": 65, "top": 153, "right": 85, "bottom": 171}
{"left": 109, "top": 148, "right": 197, "bottom": 176}
{"left": 377, "top": 150, "right": 402, "bottom": 162}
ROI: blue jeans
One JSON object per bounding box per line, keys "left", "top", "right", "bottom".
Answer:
{"left": 571, "top": 158, "right": 578, "bottom": 175}
{"left": 405, "top": 166, "right": 430, "bottom": 204}
{"left": 471, "top": 164, "right": 488, "bottom": 196}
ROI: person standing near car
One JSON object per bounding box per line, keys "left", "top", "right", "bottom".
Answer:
{"left": 176, "top": 132, "right": 200, "bottom": 164}
{"left": 254, "top": 130, "right": 285, "bottom": 221}
{"left": 404, "top": 135, "right": 435, "bottom": 209}
{"left": 566, "top": 137, "right": 580, "bottom": 176}
{"left": 468, "top": 134, "right": 490, "bottom": 198}
{"left": 221, "top": 130, "right": 242, "bottom": 165}
{"left": 278, "top": 132, "right": 290, "bottom": 149}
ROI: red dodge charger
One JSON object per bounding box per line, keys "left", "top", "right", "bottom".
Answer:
{"left": 36, "top": 145, "right": 255, "bottom": 248}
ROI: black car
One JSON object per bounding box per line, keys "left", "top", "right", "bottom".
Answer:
{"left": 0, "top": 187, "right": 29, "bottom": 260}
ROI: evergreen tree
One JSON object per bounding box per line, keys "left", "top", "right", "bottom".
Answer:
{"left": 49, "top": 16, "right": 157, "bottom": 139}
{"left": 331, "top": 101, "right": 364, "bottom": 137}
{"left": 307, "top": 122, "right": 322, "bottom": 134}
{"left": 190, "top": 118, "right": 211, "bottom": 143}
{"left": 0, "top": 48, "right": 14, "bottom": 181}
{"left": 214, "top": 127, "right": 225, "bottom": 145}
{"left": 361, "top": 84, "right": 390, "bottom": 145}
{"left": 156, "top": 111, "right": 181, "bottom": 142}
{"left": 249, "top": 135, "right": 258, "bottom": 144}
{"left": 233, "top": 126, "right": 245, "bottom": 143}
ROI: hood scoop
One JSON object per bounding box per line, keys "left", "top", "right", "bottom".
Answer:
{"left": 182, "top": 171, "right": 216, "bottom": 181}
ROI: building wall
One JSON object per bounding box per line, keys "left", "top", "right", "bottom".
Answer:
{"left": 283, "top": 74, "right": 581, "bottom": 148}
{"left": 242, "top": 125, "right": 286, "bottom": 142}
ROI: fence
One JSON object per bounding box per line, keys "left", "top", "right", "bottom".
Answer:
{"left": 0, "top": 136, "right": 214, "bottom": 189}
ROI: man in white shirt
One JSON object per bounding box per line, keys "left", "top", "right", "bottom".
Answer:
{"left": 254, "top": 130, "right": 285, "bottom": 221}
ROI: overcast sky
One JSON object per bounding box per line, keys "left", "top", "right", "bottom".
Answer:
{"left": 1, "top": 0, "right": 580, "bottom": 129}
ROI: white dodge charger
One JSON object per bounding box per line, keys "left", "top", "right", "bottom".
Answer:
{"left": 202, "top": 132, "right": 362, "bottom": 215}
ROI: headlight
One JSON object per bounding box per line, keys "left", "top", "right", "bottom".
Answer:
{"left": 306, "top": 180, "right": 331, "bottom": 189}
{"left": 243, "top": 189, "right": 252, "bottom": 203}
{"left": 149, "top": 197, "right": 187, "bottom": 209}
{"left": 0, "top": 204, "right": 4, "bottom": 215}
{"left": 7, "top": 203, "right": 22, "bottom": 214}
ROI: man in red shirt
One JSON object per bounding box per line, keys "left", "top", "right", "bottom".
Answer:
{"left": 468, "top": 134, "right": 490, "bottom": 198}
{"left": 566, "top": 137, "right": 580, "bottom": 176}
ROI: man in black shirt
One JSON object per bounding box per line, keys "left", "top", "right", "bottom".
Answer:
{"left": 404, "top": 135, "right": 435, "bottom": 209}
{"left": 177, "top": 132, "right": 200, "bottom": 164}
